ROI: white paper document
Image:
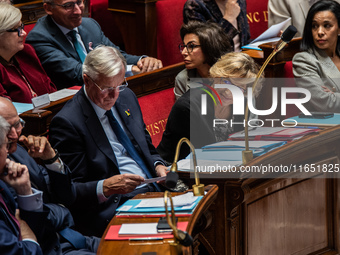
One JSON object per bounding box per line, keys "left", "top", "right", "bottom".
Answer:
{"left": 119, "top": 223, "right": 158, "bottom": 235}
{"left": 141, "top": 176, "right": 166, "bottom": 185}
{"left": 135, "top": 192, "right": 199, "bottom": 208}
{"left": 49, "top": 89, "right": 78, "bottom": 101}
{"left": 242, "top": 18, "right": 292, "bottom": 50}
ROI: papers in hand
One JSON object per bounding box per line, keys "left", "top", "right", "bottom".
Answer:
{"left": 242, "top": 18, "right": 292, "bottom": 50}
{"left": 140, "top": 176, "right": 166, "bottom": 185}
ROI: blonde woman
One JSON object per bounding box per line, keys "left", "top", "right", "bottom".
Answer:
{"left": 157, "top": 52, "right": 261, "bottom": 162}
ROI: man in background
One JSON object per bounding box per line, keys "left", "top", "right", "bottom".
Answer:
{"left": 26, "top": 0, "right": 163, "bottom": 89}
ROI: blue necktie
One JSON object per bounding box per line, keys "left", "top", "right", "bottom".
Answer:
{"left": 105, "top": 110, "right": 161, "bottom": 192}
{"left": 59, "top": 227, "right": 86, "bottom": 249}
{"left": 68, "top": 30, "right": 86, "bottom": 63}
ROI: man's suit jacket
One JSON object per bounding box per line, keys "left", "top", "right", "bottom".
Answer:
{"left": 26, "top": 16, "right": 141, "bottom": 89}
{"left": 49, "top": 87, "right": 164, "bottom": 236}
{"left": 0, "top": 180, "right": 43, "bottom": 255}
{"left": 9, "top": 145, "right": 87, "bottom": 255}
{"left": 293, "top": 48, "right": 340, "bottom": 113}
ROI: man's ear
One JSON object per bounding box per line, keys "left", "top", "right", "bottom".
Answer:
{"left": 43, "top": 2, "right": 53, "bottom": 15}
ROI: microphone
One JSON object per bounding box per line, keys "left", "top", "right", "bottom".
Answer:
{"left": 164, "top": 191, "right": 193, "bottom": 247}
{"left": 165, "top": 169, "right": 179, "bottom": 189}
{"left": 242, "top": 25, "right": 297, "bottom": 164}
{"left": 165, "top": 137, "right": 204, "bottom": 196}
{"left": 274, "top": 25, "right": 298, "bottom": 52}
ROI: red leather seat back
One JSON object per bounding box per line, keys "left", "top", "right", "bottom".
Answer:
{"left": 138, "top": 88, "right": 175, "bottom": 147}
{"left": 156, "top": 0, "right": 186, "bottom": 66}
{"left": 247, "top": 0, "right": 268, "bottom": 39}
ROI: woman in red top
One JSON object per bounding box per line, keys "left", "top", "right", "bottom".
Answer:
{"left": 0, "top": 3, "right": 56, "bottom": 103}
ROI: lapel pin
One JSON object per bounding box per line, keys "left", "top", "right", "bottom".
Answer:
{"left": 125, "top": 109, "right": 131, "bottom": 117}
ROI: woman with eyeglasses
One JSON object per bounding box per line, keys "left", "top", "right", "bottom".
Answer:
{"left": 174, "top": 21, "right": 232, "bottom": 100}
{"left": 0, "top": 3, "right": 57, "bottom": 103}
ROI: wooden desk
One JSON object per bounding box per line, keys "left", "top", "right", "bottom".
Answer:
{"left": 19, "top": 62, "right": 184, "bottom": 136}
{"left": 97, "top": 185, "right": 218, "bottom": 255}
{"left": 179, "top": 125, "right": 340, "bottom": 255}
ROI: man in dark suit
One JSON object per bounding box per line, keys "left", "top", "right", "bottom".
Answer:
{"left": 0, "top": 116, "right": 42, "bottom": 255}
{"left": 25, "top": 0, "right": 163, "bottom": 89}
{"left": 49, "top": 45, "right": 168, "bottom": 237}
{"left": 0, "top": 97, "right": 100, "bottom": 254}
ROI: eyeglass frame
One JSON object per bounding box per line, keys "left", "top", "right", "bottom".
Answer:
{"left": 6, "top": 23, "right": 25, "bottom": 37}
{"left": 87, "top": 75, "right": 128, "bottom": 94}
{"left": 47, "top": 0, "right": 84, "bottom": 11}
{"left": 178, "top": 42, "right": 201, "bottom": 53}
{"left": 9, "top": 118, "right": 25, "bottom": 132}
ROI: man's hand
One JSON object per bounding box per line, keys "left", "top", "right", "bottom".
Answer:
{"left": 223, "top": 0, "right": 240, "bottom": 25}
{"left": 15, "top": 209, "right": 38, "bottom": 242}
{"left": 2, "top": 159, "right": 32, "bottom": 196}
{"left": 136, "top": 57, "right": 163, "bottom": 73}
{"left": 19, "top": 135, "right": 57, "bottom": 161}
{"left": 155, "top": 164, "right": 168, "bottom": 183}
{"left": 103, "top": 174, "right": 144, "bottom": 197}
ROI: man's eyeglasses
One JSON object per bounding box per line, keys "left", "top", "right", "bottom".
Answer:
{"left": 179, "top": 42, "right": 201, "bottom": 53}
{"left": 48, "top": 0, "right": 83, "bottom": 11}
{"left": 87, "top": 75, "right": 128, "bottom": 94}
{"left": 10, "top": 118, "right": 25, "bottom": 132}
{"left": 6, "top": 23, "right": 25, "bottom": 37}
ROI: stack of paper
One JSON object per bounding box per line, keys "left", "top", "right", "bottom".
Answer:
{"left": 115, "top": 192, "right": 202, "bottom": 218}
{"left": 242, "top": 18, "right": 291, "bottom": 50}
{"left": 228, "top": 127, "right": 319, "bottom": 141}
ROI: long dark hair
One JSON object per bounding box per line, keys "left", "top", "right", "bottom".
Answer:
{"left": 301, "top": 0, "right": 340, "bottom": 52}
{"left": 180, "top": 21, "right": 232, "bottom": 66}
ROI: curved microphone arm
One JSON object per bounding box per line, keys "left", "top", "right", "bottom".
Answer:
{"left": 168, "top": 137, "right": 204, "bottom": 196}
{"left": 164, "top": 191, "right": 193, "bottom": 247}
{"left": 242, "top": 25, "right": 297, "bottom": 164}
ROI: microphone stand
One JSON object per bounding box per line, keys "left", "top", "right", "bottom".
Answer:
{"left": 242, "top": 49, "right": 277, "bottom": 164}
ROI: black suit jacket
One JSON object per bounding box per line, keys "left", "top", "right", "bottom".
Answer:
{"left": 26, "top": 16, "right": 141, "bottom": 89}
{"left": 0, "top": 180, "right": 43, "bottom": 255}
{"left": 49, "top": 87, "right": 165, "bottom": 236}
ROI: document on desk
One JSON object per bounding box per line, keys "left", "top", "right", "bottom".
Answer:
{"left": 242, "top": 17, "right": 291, "bottom": 50}
{"left": 135, "top": 192, "right": 200, "bottom": 208}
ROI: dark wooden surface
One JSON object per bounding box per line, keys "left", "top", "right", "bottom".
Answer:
{"left": 107, "top": 0, "right": 158, "bottom": 57}
{"left": 97, "top": 185, "right": 218, "bottom": 255}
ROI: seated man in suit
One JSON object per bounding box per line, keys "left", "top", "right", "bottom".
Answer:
{"left": 49, "top": 45, "right": 168, "bottom": 237}
{"left": 0, "top": 97, "right": 100, "bottom": 254}
{"left": 25, "top": 0, "right": 163, "bottom": 89}
{"left": 0, "top": 116, "right": 43, "bottom": 255}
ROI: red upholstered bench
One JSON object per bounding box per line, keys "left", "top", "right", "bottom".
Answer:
{"left": 138, "top": 87, "right": 175, "bottom": 147}
{"left": 156, "top": 0, "right": 187, "bottom": 66}
{"left": 247, "top": 0, "right": 268, "bottom": 39}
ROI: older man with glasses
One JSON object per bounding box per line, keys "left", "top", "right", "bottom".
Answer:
{"left": 49, "top": 46, "right": 168, "bottom": 237}
{"left": 26, "top": 0, "right": 163, "bottom": 89}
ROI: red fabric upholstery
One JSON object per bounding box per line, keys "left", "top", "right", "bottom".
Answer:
{"left": 138, "top": 88, "right": 175, "bottom": 147}
{"left": 24, "top": 24, "right": 35, "bottom": 43}
{"left": 246, "top": 0, "right": 268, "bottom": 39}
{"left": 283, "top": 61, "right": 300, "bottom": 117}
{"left": 156, "top": 0, "right": 186, "bottom": 66}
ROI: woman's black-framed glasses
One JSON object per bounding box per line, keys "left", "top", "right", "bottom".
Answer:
{"left": 179, "top": 42, "right": 201, "bottom": 53}
{"left": 48, "top": 0, "right": 84, "bottom": 11}
{"left": 6, "top": 23, "right": 25, "bottom": 37}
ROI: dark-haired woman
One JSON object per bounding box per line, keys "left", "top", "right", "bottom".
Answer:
{"left": 174, "top": 21, "right": 232, "bottom": 99}
{"left": 293, "top": 0, "right": 340, "bottom": 112}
